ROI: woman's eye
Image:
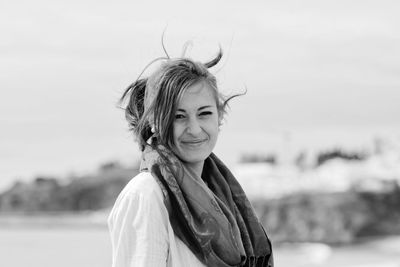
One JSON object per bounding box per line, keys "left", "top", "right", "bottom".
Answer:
{"left": 200, "top": 111, "right": 212, "bottom": 116}
{"left": 175, "top": 114, "right": 185, "bottom": 119}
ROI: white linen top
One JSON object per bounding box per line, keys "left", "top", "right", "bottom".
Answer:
{"left": 108, "top": 171, "right": 206, "bottom": 267}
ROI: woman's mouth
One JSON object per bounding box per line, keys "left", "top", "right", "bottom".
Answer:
{"left": 181, "top": 139, "right": 207, "bottom": 147}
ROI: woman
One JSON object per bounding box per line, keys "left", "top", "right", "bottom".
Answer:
{"left": 108, "top": 49, "right": 273, "bottom": 267}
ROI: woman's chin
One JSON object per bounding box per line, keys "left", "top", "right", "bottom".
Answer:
{"left": 178, "top": 150, "right": 211, "bottom": 165}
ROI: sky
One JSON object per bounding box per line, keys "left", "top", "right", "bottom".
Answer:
{"left": 1, "top": 0, "right": 400, "bottom": 189}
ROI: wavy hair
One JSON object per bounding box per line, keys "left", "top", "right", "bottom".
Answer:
{"left": 119, "top": 49, "right": 241, "bottom": 151}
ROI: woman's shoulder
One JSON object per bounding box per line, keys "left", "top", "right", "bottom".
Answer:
{"left": 119, "top": 171, "right": 163, "bottom": 199}
{"left": 108, "top": 171, "right": 167, "bottom": 225}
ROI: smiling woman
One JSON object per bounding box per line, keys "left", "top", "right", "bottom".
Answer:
{"left": 172, "top": 81, "right": 220, "bottom": 175}
{"left": 107, "top": 48, "right": 273, "bottom": 267}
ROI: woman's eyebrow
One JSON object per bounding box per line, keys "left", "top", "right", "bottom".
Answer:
{"left": 198, "top": 105, "right": 213, "bottom": 110}
{"left": 176, "top": 105, "right": 213, "bottom": 112}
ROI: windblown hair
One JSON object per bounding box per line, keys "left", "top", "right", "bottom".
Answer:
{"left": 120, "top": 49, "right": 239, "bottom": 151}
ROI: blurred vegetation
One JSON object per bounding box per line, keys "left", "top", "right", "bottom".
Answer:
{"left": 240, "top": 153, "right": 277, "bottom": 165}
{"left": 241, "top": 148, "right": 368, "bottom": 167}
{"left": 0, "top": 161, "right": 138, "bottom": 212}
{"left": 315, "top": 148, "right": 367, "bottom": 166}
{"left": 253, "top": 181, "right": 400, "bottom": 244}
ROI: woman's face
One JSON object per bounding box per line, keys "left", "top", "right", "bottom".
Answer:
{"left": 172, "top": 81, "right": 219, "bottom": 169}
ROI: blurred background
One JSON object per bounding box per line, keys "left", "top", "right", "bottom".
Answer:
{"left": 1, "top": 0, "right": 400, "bottom": 266}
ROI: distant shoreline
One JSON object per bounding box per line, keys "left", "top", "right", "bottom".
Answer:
{"left": 0, "top": 211, "right": 109, "bottom": 229}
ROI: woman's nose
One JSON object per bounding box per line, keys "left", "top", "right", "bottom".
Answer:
{"left": 186, "top": 118, "right": 202, "bottom": 135}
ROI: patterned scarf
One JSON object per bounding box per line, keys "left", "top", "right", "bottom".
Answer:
{"left": 140, "top": 145, "right": 273, "bottom": 267}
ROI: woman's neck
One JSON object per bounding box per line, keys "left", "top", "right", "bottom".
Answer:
{"left": 183, "top": 160, "right": 204, "bottom": 178}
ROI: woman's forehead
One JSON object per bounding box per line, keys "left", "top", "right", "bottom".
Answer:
{"left": 177, "top": 82, "right": 217, "bottom": 109}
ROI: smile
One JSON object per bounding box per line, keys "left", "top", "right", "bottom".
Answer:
{"left": 181, "top": 139, "right": 207, "bottom": 146}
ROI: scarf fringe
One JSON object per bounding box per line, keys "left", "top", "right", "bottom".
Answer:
{"left": 242, "top": 254, "right": 273, "bottom": 267}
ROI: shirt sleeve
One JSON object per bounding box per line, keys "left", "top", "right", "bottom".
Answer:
{"left": 108, "top": 181, "right": 169, "bottom": 267}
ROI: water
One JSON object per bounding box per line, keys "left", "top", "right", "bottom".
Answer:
{"left": 0, "top": 227, "right": 111, "bottom": 267}
{"left": 1, "top": 226, "right": 400, "bottom": 267}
